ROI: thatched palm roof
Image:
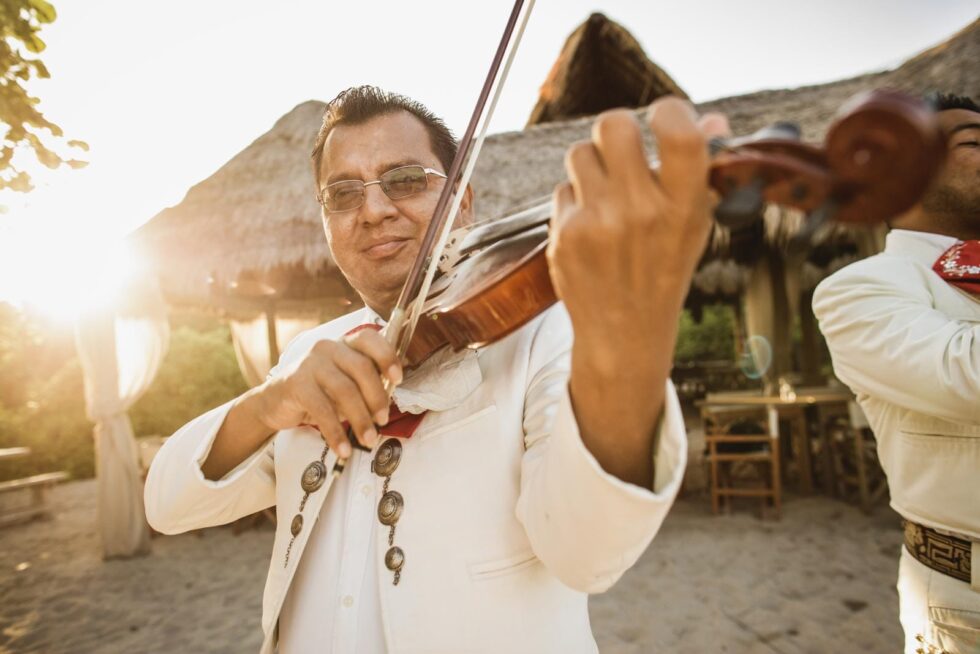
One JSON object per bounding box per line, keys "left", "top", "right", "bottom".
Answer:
{"left": 473, "top": 15, "right": 978, "bottom": 302}
{"left": 527, "top": 12, "right": 687, "bottom": 126}
{"left": 132, "top": 100, "right": 347, "bottom": 310}
{"left": 132, "top": 16, "right": 979, "bottom": 308}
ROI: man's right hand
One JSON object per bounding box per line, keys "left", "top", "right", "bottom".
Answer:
{"left": 202, "top": 329, "right": 402, "bottom": 480}
{"left": 258, "top": 329, "right": 402, "bottom": 457}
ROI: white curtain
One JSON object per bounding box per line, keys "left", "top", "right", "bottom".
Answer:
{"left": 75, "top": 280, "right": 169, "bottom": 559}
{"left": 230, "top": 314, "right": 322, "bottom": 387}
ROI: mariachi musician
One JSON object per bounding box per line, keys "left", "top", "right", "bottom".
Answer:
{"left": 144, "top": 77, "right": 725, "bottom": 651}
{"left": 814, "top": 93, "right": 980, "bottom": 654}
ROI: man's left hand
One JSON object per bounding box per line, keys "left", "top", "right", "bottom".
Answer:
{"left": 548, "top": 98, "right": 729, "bottom": 487}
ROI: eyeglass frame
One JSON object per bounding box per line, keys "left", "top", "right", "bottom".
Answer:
{"left": 316, "top": 165, "right": 448, "bottom": 213}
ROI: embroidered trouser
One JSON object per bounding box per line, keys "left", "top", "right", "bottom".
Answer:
{"left": 897, "top": 546, "right": 980, "bottom": 653}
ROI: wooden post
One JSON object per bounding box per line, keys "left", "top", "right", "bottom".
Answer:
{"left": 767, "top": 249, "right": 791, "bottom": 381}
{"left": 799, "top": 289, "right": 822, "bottom": 385}
{"left": 265, "top": 299, "right": 279, "bottom": 369}
{"left": 731, "top": 299, "right": 745, "bottom": 361}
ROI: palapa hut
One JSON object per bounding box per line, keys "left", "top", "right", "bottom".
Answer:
{"left": 527, "top": 12, "right": 687, "bottom": 126}
{"left": 132, "top": 14, "right": 980, "bottom": 386}
{"left": 132, "top": 101, "right": 357, "bottom": 385}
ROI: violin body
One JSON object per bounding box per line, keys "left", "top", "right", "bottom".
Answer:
{"left": 406, "top": 227, "right": 552, "bottom": 366}
{"left": 402, "top": 89, "right": 946, "bottom": 369}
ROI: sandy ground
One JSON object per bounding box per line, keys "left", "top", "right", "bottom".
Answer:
{"left": 0, "top": 479, "right": 903, "bottom": 654}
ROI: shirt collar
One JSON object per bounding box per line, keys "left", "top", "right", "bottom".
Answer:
{"left": 361, "top": 306, "right": 386, "bottom": 327}
{"left": 357, "top": 306, "right": 482, "bottom": 414}
{"left": 885, "top": 229, "right": 961, "bottom": 267}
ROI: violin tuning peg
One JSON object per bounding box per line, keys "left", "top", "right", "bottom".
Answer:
{"left": 753, "top": 121, "right": 802, "bottom": 141}
{"left": 714, "top": 177, "right": 766, "bottom": 230}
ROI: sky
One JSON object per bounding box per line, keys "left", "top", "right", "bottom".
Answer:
{"left": 0, "top": 0, "right": 977, "bottom": 315}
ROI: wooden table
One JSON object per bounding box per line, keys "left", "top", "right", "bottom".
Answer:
{"left": 701, "top": 388, "right": 853, "bottom": 493}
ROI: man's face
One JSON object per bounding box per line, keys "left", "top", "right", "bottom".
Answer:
{"left": 922, "top": 108, "right": 980, "bottom": 224}
{"left": 317, "top": 110, "right": 471, "bottom": 313}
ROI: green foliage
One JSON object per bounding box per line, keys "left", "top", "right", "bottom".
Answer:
{"left": 130, "top": 326, "right": 249, "bottom": 438}
{"left": 0, "top": 307, "right": 248, "bottom": 482}
{"left": 674, "top": 305, "right": 736, "bottom": 362}
{"left": 0, "top": 355, "right": 93, "bottom": 480}
{"left": 0, "top": 0, "right": 87, "bottom": 196}
{"left": 0, "top": 301, "right": 737, "bottom": 482}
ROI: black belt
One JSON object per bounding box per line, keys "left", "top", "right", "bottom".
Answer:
{"left": 903, "top": 520, "right": 973, "bottom": 584}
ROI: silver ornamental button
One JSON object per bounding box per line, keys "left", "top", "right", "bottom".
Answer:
{"left": 385, "top": 546, "right": 405, "bottom": 572}
{"left": 290, "top": 514, "right": 303, "bottom": 536}
{"left": 377, "top": 490, "right": 404, "bottom": 526}
{"left": 301, "top": 461, "right": 326, "bottom": 493}
{"left": 372, "top": 438, "right": 402, "bottom": 477}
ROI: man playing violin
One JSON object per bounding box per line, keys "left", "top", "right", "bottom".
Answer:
{"left": 146, "top": 85, "right": 727, "bottom": 653}
{"left": 814, "top": 93, "right": 980, "bottom": 654}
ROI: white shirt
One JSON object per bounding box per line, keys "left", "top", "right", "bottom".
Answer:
{"left": 279, "top": 447, "right": 386, "bottom": 653}
{"left": 278, "top": 309, "right": 386, "bottom": 653}
{"left": 892, "top": 228, "right": 958, "bottom": 253}
{"left": 275, "top": 305, "right": 651, "bottom": 653}
{"left": 145, "top": 304, "right": 688, "bottom": 653}
{"left": 813, "top": 229, "right": 980, "bottom": 539}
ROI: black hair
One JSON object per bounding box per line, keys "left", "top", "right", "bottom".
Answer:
{"left": 928, "top": 92, "right": 979, "bottom": 113}
{"left": 311, "top": 86, "right": 458, "bottom": 190}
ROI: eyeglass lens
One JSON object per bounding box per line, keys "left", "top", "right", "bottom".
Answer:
{"left": 324, "top": 165, "right": 429, "bottom": 212}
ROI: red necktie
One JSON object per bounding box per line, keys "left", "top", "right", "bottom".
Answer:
{"left": 300, "top": 323, "right": 426, "bottom": 439}
{"left": 933, "top": 241, "right": 980, "bottom": 295}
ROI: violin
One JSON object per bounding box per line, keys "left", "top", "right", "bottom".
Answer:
{"left": 396, "top": 89, "right": 946, "bottom": 368}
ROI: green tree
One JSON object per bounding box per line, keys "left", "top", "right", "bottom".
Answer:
{"left": 0, "top": 317, "right": 249, "bottom": 482}
{"left": 0, "top": 0, "right": 86, "bottom": 196}
{"left": 674, "top": 305, "right": 736, "bottom": 362}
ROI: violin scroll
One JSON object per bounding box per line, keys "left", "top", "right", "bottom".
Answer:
{"left": 823, "top": 90, "right": 946, "bottom": 223}
{"left": 709, "top": 89, "right": 946, "bottom": 228}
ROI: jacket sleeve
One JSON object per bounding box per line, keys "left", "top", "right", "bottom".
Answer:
{"left": 515, "top": 307, "right": 687, "bottom": 594}
{"left": 812, "top": 256, "right": 980, "bottom": 424}
{"left": 144, "top": 399, "right": 277, "bottom": 535}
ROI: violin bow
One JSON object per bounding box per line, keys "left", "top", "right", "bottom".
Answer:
{"left": 329, "top": 0, "right": 535, "bottom": 475}
{"left": 383, "top": 0, "right": 535, "bottom": 377}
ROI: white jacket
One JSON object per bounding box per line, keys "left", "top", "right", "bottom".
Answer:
{"left": 145, "top": 305, "right": 687, "bottom": 653}
{"left": 813, "top": 230, "right": 980, "bottom": 540}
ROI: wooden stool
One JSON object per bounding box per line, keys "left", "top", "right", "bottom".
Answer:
{"left": 702, "top": 405, "right": 781, "bottom": 519}
{"left": 826, "top": 416, "right": 888, "bottom": 513}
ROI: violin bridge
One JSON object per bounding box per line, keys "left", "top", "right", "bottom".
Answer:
{"left": 437, "top": 230, "right": 465, "bottom": 274}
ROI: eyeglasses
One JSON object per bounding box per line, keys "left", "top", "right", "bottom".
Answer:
{"left": 318, "top": 165, "right": 447, "bottom": 213}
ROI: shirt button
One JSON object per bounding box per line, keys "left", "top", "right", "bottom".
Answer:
{"left": 342, "top": 595, "right": 354, "bottom": 608}
{"left": 361, "top": 484, "right": 372, "bottom": 497}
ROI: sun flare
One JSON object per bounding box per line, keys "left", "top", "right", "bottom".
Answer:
{"left": 0, "top": 220, "right": 140, "bottom": 323}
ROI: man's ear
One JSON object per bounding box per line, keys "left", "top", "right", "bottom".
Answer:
{"left": 456, "top": 183, "right": 476, "bottom": 227}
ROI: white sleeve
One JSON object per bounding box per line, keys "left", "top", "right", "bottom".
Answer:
{"left": 144, "top": 400, "right": 276, "bottom": 535}
{"left": 813, "top": 257, "right": 980, "bottom": 424}
{"left": 515, "top": 307, "right": 687, "bottom": 593}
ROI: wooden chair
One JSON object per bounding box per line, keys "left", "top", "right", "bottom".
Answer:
{"left": 701, "top": 405, "right": 781, "bottom": 519}
{"left": 825, "top": 407, "right": 888, "bottom": 513}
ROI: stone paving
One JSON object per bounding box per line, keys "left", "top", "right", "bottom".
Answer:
{"left": 0, "top": 480, "right": 902, "bottom": 653}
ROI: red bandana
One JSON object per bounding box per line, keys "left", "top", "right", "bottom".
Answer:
{"left": 933, "top": 241, "right": 980, "bottom": 295}
{"left": 301, "top": 323, "right": 426, "bottom": 439}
